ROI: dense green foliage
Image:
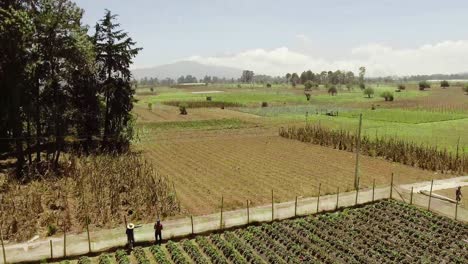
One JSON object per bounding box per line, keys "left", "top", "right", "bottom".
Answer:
{"left": 363, "top": 87, "right": 375, "bottom": 98}
{"left": 0, "top": 1, "right": 140, "bottom": 177}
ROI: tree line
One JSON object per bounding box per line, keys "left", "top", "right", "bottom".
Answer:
{"left": 286, "top": 67, "right": 365, "bottom": 87}
{"left": 0, "top": 0, "right": 141, "bottom": 178}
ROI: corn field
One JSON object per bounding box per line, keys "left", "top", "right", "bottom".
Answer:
{"left": 279, "top": 125, "right": 467, "bottom": 174}
{"left": 0, "top": 153, "right": 179, "bottom": 241}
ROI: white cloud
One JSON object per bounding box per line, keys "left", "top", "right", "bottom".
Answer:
{"left": 186, "top": 40, "right": 468, "bottom": 77}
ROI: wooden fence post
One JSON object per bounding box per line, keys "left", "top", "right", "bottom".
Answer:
{"left": 455, "top": 201, "right": 459, "bottom": 221}
{"left": 1, "top": 227, "right": 6, "bottom": 264}
{"left": 50, "top": 240, "right": 53, "bottom": 259}
{"left": 247, "top": 200, "right": 250, "bottom": 224}
{"left": 316, "top": 184, "right": 321, "bottom": 213}
{"left": 86, "top": 217, "right": 91, "bottom": 253}
{"left": 390, "top": 173, "right": 394, "bottom": 199}
{"left": 355, "top": 178, "right": 360, "bottom": 205}
{"left": 372, "top": 179, "right": 375, "bottom": 202}
{"left": 271, "top": 190, "right": 274, "bottom": 221}
{"left": 410, "top": 187, "right": 414, "bottom": 205}
{"left": 294, "top": 196, "right": 298, "bottom": 217}
{"left": 191, "top": 216, "right": 194, "bottom": 235}
{"left": 220, "top": 196, "right": 224, "bottom": 230}
{"left": 354, "top": 113, "right": 363, "bottom": 190}
{"left": 63, "top": 227, "right": 66, "bottom": 257}
{"left": 336, "top": 187, "right": 340, "bottom": 210}
{"left": 428, "top": 180, "right": 434, "bottom": 211}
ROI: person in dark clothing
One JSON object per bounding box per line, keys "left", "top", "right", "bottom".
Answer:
{"left": 126, "top": 223, "right": 135, "bottom": 249}
{"left": 154, "top": 219, "right": 163, "bottom": 245}
{"left": 456, "top": 186, "right": 463, "bottom": 203}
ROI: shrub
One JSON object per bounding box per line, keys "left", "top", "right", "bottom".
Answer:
{"left": 359, "top": 83, "right": 366, "bottom": 90}
{"left": 346, "top": 84, "right": 352, "bottom": 91}
{"left": 266, "top": 83, "right": 272, "bottom": 88}
{"left": 419, "top": 81, "right": 430, "bottom": 90}
{"left": 206, "top": 96, "right": 212, "bottom": 101}
{"left": 305, "top": 93, "right": 311, "bottom": 101}
{"left": 304, "top": 80, "right": 313, "bottom": 91}
{"left": 47, "top": 224, "right": 57, "bottom": 236}
{"left": 179, "top": 104, "right": 188, "bottom": 115}
{"left": 363, "top": 87, "right": 375, "bottom": 98}
{"left": 397, "top": 84, "right": 406, "bottom": 91}
{"left": 147, "top": 103, "right": 152, "bottom": 111}
{"left": 261, "top": 102, "right": 268, "bottom": 107}
{"left": 150, "top": 87, "right": 154, "bottom": 93}
{"left": 237, "top": 84, "right": 241, "bottom": 88}
{"left": 291, "top": 82, "right": 297, "bottom": 88}
{"left": 440, "top": 80, "right": 450, "bottom": 88}
{"left": 328, "top": 86, "right": 338, "bottom": 96}
{"left": 380, "top": 91, "right": 394, "bottom": 101}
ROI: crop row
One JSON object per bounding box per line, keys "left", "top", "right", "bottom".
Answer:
{"left": 279, "top": 125, "right": 467, "bottom": 173}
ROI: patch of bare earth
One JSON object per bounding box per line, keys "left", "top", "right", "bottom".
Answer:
{"left": 133, "top": 104, "right": 259, "bottom": 123}
{"left": 140, "top": 129, "right": 449, "bottom": 215}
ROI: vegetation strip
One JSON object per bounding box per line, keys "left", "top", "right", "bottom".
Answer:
{"left": 280, "top": 125, "right": 467, "bottom": 173}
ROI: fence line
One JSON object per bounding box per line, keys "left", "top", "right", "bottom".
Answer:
{"left": 1, "top": 177, "right": 466, "bottom": 263}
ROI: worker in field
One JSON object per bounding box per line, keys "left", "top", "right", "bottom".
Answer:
{"left": 456, "top": 186, "right": 463, "bottom": 203}
{"left": 126, "top": 223, "right": 136, "bottom": 249}
{"left": 154, "top": 219, "right": 163, "bottom": 245}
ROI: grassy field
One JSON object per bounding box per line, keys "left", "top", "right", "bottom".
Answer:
{"left": 55, "top": 200, "right": 468, "bottom": 264}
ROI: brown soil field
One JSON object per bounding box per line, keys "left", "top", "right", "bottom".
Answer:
{"left": 133, "top": 104, "right": 259, "bottom": 123}
{"left": 139, "top": 129, "right": 450, "bottom": 216}
{"left": 381, "top": 87, "right": 468, "bottom": 111}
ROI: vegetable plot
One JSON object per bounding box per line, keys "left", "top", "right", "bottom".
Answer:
{"left": 58, "top": 200, "right": 468, "bottom": 263}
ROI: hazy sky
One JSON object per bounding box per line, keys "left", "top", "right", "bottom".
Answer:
{"left": 75, "top": 0, "right": 468, "bottom": 76}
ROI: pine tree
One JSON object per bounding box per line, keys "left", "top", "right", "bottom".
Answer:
{"left": 94, "top": 10, "right": 141, "bottom": 151}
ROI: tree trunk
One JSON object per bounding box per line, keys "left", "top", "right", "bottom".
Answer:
{"left": 34, "top": 80, "right": 41, "bottom": 162}
{"left": 26, "top": 115, "right": 32, "bottom": 165}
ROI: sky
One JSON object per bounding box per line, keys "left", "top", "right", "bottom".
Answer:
{"left": 75, "top": 0, "right": 468, "bottom": 77}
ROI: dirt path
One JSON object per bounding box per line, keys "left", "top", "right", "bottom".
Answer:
{"left": 2, "top": 177, "right": 467, "bottom": 263}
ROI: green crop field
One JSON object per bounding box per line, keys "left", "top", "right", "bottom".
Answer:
{"left": 55, "top": 200, "right": 468, "bottom": 264}
{"left": 135, "top": 84, "right": 468, "bottom": 153}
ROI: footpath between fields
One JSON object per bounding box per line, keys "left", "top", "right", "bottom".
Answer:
{"left": 2, "top": 177, "right": 467, "bottom": 263}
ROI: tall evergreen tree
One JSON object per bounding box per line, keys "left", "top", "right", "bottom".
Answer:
{"left": 94, "top": 10, "right": 141, "bottom": 150}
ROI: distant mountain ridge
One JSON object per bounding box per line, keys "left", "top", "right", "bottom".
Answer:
{"left": 132, "top": 61, "right": 242, "bottom": 80}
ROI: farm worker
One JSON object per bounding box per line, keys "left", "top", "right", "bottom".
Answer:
{"left": 154, "top": 219, "right": 163, "bottom": 245}
{"left": 456, "top": 186, "right": 463, "bottom": 203}
{"left": 126, "top": 223, "right": 136, "bottom": 247}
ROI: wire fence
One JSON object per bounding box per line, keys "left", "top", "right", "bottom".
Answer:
{"left": 0, "top": 175, "right": 465, "bottom": 263}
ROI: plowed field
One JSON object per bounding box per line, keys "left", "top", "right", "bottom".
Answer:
{"left": 139, "top": 129, "right": 448, "bottom": 215}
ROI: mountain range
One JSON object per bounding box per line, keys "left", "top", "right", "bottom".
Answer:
{"left": 132, "top": 61, "right": 242, "bottom": 80}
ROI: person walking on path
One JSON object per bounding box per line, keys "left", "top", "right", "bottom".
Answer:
{"left": 126, "top": 223, "right": 136, "bottom": 250}
{"left": 456, "top": 186, "right": 463, "bottom": 203}
{"left": 154, "top": 219, "right": 163, "bottom": 245}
